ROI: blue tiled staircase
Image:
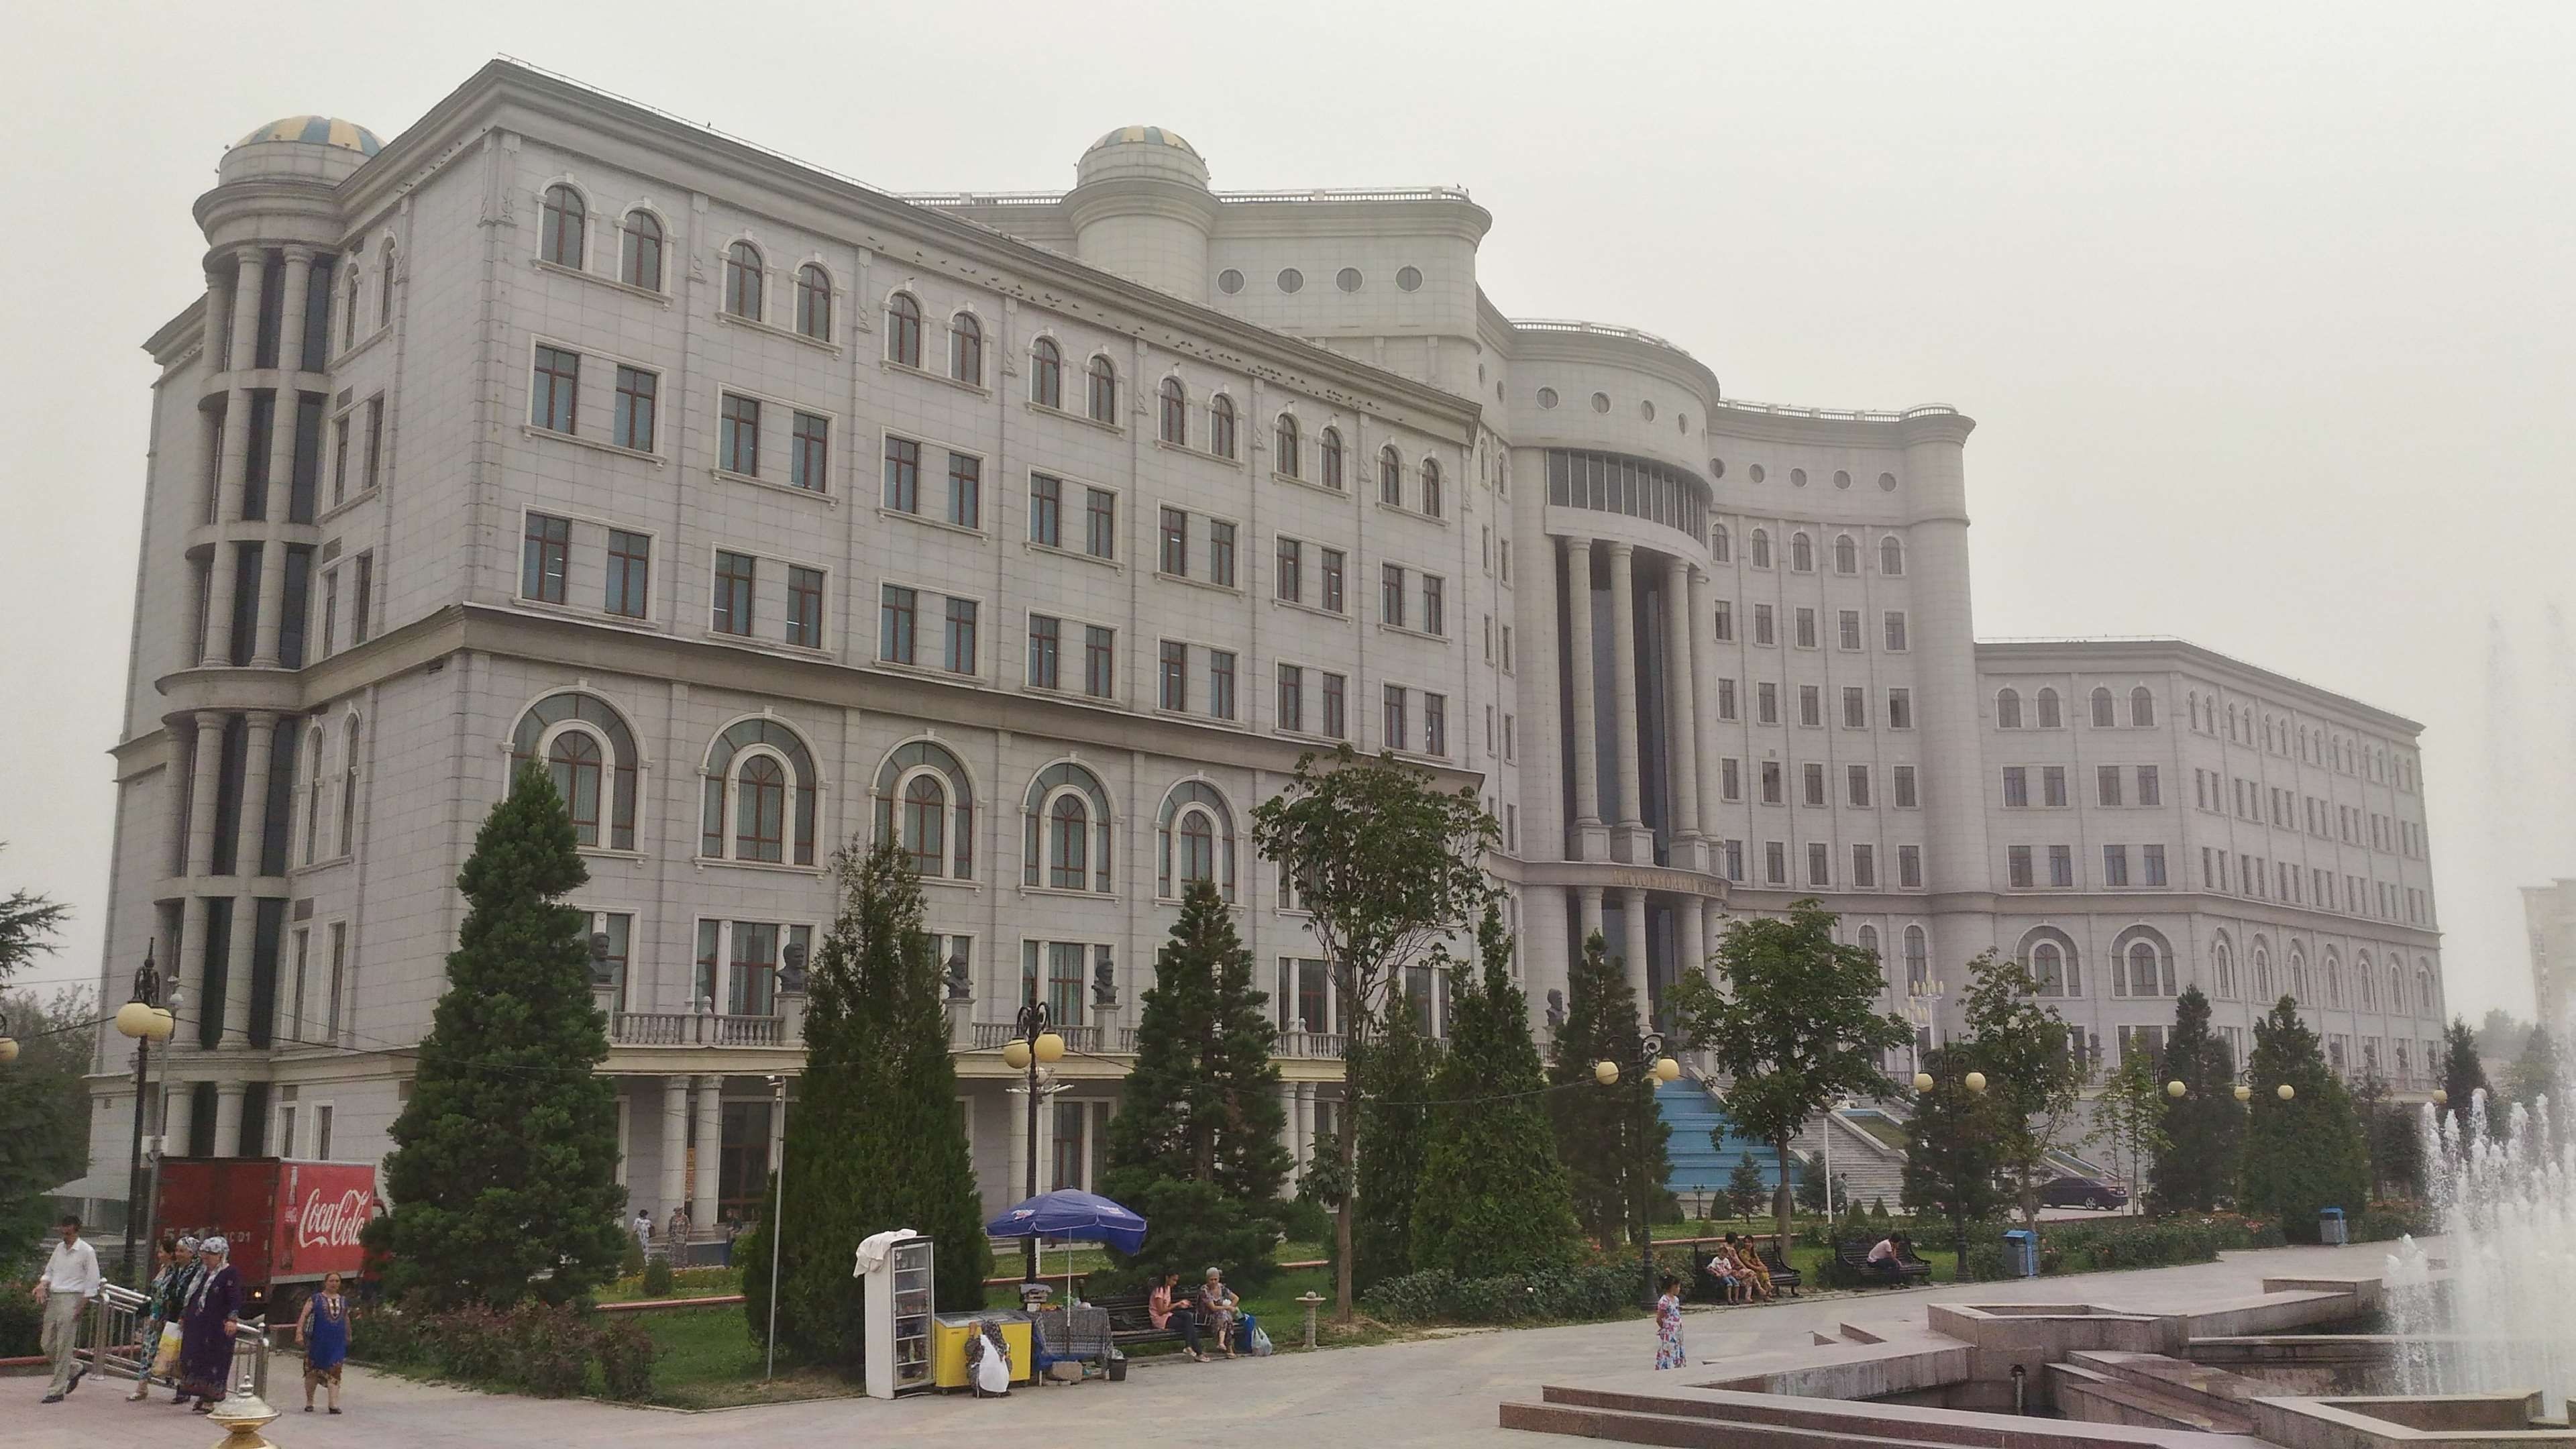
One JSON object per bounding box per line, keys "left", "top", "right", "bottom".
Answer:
{"left": 1656, "top": 1079, "right": 1794, "bottom": 1195}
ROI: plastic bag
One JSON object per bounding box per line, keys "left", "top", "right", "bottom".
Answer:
{"left": 1249, "top": 1325, "right": 1273, "bottom": 1357}
{"left": 152, "top": 1322, "right": 182, "bottom": 1377}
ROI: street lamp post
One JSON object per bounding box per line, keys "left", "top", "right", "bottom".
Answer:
{"left": 1912, "top": 1061, "right": 1989, "bottom": 1266}
{"left": 113, "top": 945, "right": 179, "bottom": 1280}
{"left": 1596, "top": 1033, "right": 1680, "bottom": 1311}
{"left": 1002, "top": 1003, "right": 1066, "bottom": 1285}
{"left": 764, "top": 1073, "right": 787, "bottom": 1383}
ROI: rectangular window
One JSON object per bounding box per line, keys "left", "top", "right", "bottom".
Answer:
{"left": 1888, "top": 688, "right": 1912, "bottom": 729}
{"left": 1085, "top": 487, "right": 1117, "bottom": 559}
{"left": 1030, "top": 474, "right": 1062, "bottom": 547}
{"left": 1758, "top": 682, "right": 1780, "bottom": 725}
{"left": 351, "top": 552, "right": 372, "bottom": 644}
{"left": 1083, "top": 625, "right": 1115, "bottom": 698}
{"left": 2042, "top": 765, "right": 2067, "bottom": 808}
{"left": 1383, "top": 685, "right": 1409, "bottom": 751}
{"left": 1894, "top": 765, "right": 1917, "bottom": 808}
{"left": 521, "top": 513, "right": 569, "bottom": 603}
{"left": 1799, "top": 686, "right": 1822, "bottom": 727}
{"left": 1718, "top": 678, "right": 1739, "bottom": 720}
{"left": 1210, "top": 650, "right": 1236, "bottom": 720}
{"left": 320, "top": 569, "right": 339, "bottom": 656}
{"left": 1754, "top": 604, "right": 1776, "bottom": 646}
{"left": 1760, "top": 761, "right": 1783, "bottom": 805}
{"left": 1382, "top": 564, "right": 1407, "bottom": 628}
{"left": 1713, "top": 600, "right": 1733, "bottom": 641}
{"left": 605, "top": 530, "right": 650, "bottom": 619}
{"left": 362, "top": 396, "right": 384, "bottom": 492}
{"left": 2137, "top": 765, "right": 2160, "bottom": 806}
{"left": 1898, "top": 843, "right": 1922, "bottom": 888}
{"left": 1277, "top": 663, "right": 1303, "bottom": 732}
{"left": 1723, "top": 839, "right": 1745, "bottom": 880}
{"left": 2098, "top": 765, "right": 2123, "bottom": 806}
{"left": 330, "top": 413, "right": 351, "bottom": 506}
{"left": 947, "top": 450, "right": 981, "bottom": 528}
{"left": 1807, "top": 841, "right": 1830, "bottom": 885}
{"left": 2104, "top": 845, "right": 2130, "bottom": 887}
{"left": 1851, "top": 843, "right": 1876, "bottom": 889}
{"left": 1794, "top": 607, "right": 1817, "bottom": 649}
{"left": 1322, "top": 672, "right": 1346, "bottom": 739}
{"left": 1803, "top": 761, "right": 1826, "bottom": 807}
{"left": 1838, "top": 609, "right": 1862, "bottom": 651}
{"left": 1842, "top": 686, "right": 1866, "bottom": 728}
{"left": 713, "top": 551, "right": 756, "bottom": 635}
{"left": 880, "top": 584, "right": 917, "bottom": 663}
{"left": 783, "top": 411, "right": 826, "bottom": 490}
{"left": 2049, "top": 845, "right": 2074, "bottom": 888}
{"left": 531, "top": 345, "right": 579, "bottom": 433}
{"left": 1029, "top": 614, "right": 1062, "bottom": 689}
{"left": 2003, "top": 767, "right": 2029, "bottom": 808}
{"left": 1720, "top": 757, "right": 1741, "bottom": 802}
{"left": 604, "top": 369, "right": 654, "bottom": 455}
{"left": 1884, "top": 611, "right": 1909, "bottom": 651}
{"left": 1847, "top": 765, "right": 1872, "bottom": 807}
{"left": 1160, "top": 640, "right": 1188, "bottom": 710}
{"left": 1504, "top": 714, "right": 1516, "bottom": 760}
{"left": 1161, "top": 508, "right": 1189, "bottom": 576}
{"left": 1502, "top": 625, "right": 1514, "bottom": 669}
{"left": 1277, "top": 538, "right": 1302, "bottom": 602}
{"left": 943, "top": 596, "right": 978, "bottom": 674}
{"left": 1321, "top": 549, "right": 1346, "bottom": 613}
{"left": 1766, "top": 841, "right": 1788, "bottom": 885}
{"left": 883, "top": 435, "right": 921, "bottom": 513}
{"left": 720, "top": 393, "right": 761, "bottom": 475}
{"left": 2143, "top": 843, "right": 2167, "bottom": 886}
{"left": 1210, "top": 521, "right": 1236, "bottom": 587}
{"left": 1425, "top": 693, "right": 1447, "bottom": 756}
{"left": 2008, "top": 845, "right": 2033, "bottom": 888}
{"left": 787, "top": 566, "right": 824, "bottom": 648}
{"left": 1423, "top": 576, "right": 1444, "bottom": 635}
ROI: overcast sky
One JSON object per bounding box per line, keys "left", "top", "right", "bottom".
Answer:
{"left": 5, "top": 1, "right": 2569, "bottom": 1018}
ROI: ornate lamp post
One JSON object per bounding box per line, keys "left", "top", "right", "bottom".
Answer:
{"left": 113, "top": 945, "right": 180, "bottom": 1279}
{"left": 1596, "top": 1032, "right": 1681, "bottom": 1309}
{"left": 1002, "top": 1004, "right": 1066, "bottom": 1284}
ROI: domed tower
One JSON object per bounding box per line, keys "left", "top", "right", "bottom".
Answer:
{"left": 1065, "top": 125, "right": 1221, "bottom": 299}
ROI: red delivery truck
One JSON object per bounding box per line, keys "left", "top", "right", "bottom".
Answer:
{"left": 155, "top": 1157, "right": 381, "bottom": 1316}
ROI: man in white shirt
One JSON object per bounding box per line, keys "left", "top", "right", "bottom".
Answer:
{"left": 33, "top": 1214, "right": 101, "bottom": 1403}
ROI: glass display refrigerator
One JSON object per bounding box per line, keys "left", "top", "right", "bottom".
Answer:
{"left": 860, "top": 1233, "right": 935, "bottom": 1399}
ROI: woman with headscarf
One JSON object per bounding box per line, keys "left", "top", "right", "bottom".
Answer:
{"left": 127, "top": 1237, "right": 189, "bottom": 1401}
{"left": 175, "top": 1236, "right": 246, "bottom": 1412}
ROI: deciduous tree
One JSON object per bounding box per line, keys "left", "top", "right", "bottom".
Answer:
{"left": 2089, "top": 1052, "right": 2171, "bottom": 1217}
{"left": 1955, "top": 950, "right": 2088, "bottom": 1232}
{"left": 1902, "top": 1046, "right": 2008, "bottom": 1265}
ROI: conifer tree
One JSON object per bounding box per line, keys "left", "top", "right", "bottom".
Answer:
{"left": 1546, "top": 931, "right": 1669, "bottom": 1251}
{"left": 2150, "top": 987, "right": 2245, "bottom": 1212}
{"left": 2508, "top": 1026, "right": 2563, "bottom": 1130}
{"left": 1350, "top": 989, "right": 1436, "bottom": 1292}
{"left": 741, "top": 841, "right": 989, "bottom": 1364}
{"left": 367, "top": 765, "right": 626, "bottom": 1308}
{"left": 1100, "top": 877, "right": 1291, "bottom": 1291}
{"left": 1902, "top": 1045, "right": 2008, "bottom": 1265}
{"left": 2239, "top": 996, "right": 2372, "bottom": 1241}
{"left": 1409, "top": 906, "right": 1580, "bottom": 1277}
{"left": 1727, "top": 1152, "right": 1769, "bottom": 1222}
{"left": 2440, "top": 1017, "right": 2497, "bottom": 1138}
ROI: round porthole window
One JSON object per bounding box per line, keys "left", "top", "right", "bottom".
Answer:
{"left": 1277, "top": 268, "right": 1304, "bottom": 294}
{"left": 1833, "top": 470, "right": 1852, "bottom": 490}
{"left": 1878, "top": 472, "right": 1898, "bottom": 492}
{"left": 1336, "top": 267, "right": 1362, "bottom": 292}
{"left": 1591, "top": 391, "right": 1611, "bottom": 413}
{"left": 1640, "top": 400, "right": 1657, "bottom": 422}
{"left": 1791, "top": 468, "right": 1809, "bottom": 487}
{"left": 1396, "top": 266, "right": 1423, "bottom": 291}
{"left": 1537, "top": 387, "right": 1559, "bottom": 409}
{"left": 1749, "top": 464, "right": 1766, "bottom": 483}
{"left": 1709, "top": 457, "right": 1726, "bottom": 478}
{"left": 1678, "top": 414, "right": 1690, "bottom": 433}
{"left": 1216, "top": 268, "right": 1244, "bottom": 294}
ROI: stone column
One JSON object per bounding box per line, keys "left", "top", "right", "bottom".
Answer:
{"left": 1686, "top": 566, "right": 1721, "bottom": 841}
{"left": 1563, "top": 539, "right": 1604, "bottom": 855}
{"left": 658, "top": 1075, "right": 688, "bottom": 1228}
{"left": 1277, "top": 1085, "right": 1299, "bottom": 1193}
{"left": 1293, "top": 1083, "right": 1315, "bottom": 1183}
{"left": 1621, "top": 888, "right": 1652, "bottom": 1018}
{"left": 249, "top": 405, "right": 300, "bottom": 666}
{"left": 178, "top": 896, "right": 209, "bottom": 1053}
{"left": 234, "top": 710, "right": 279, "bottom": 876}
{"left": 220, "top": 893, "right": 256, "bottom": 1044}
{"left": 201, "top": 535, "right": 240, "bottom": 667}
{"left": 1664, "top": 560, "right": 1701, "bottom": 861}
{"left": 1680, "top": 897, "right": 1708, "bottom": 982}
{"left": 227, "top": 251, "right": 266, "bottom": 374}
{"left": 1521, "top": 885, "right": 1572, "bottom": 1039}
{"left": 1577, "top": 885, "right": 1605, "bottom": 953}
{"left": 1606, "top": 545, "right": 1646, "bottom": 845}
{"left": 214, "top": 1081, "right": 246, "bottom": 1157}
{"left": 185, "top": 712, "right": 228, "bottom": 876}
{"left": 691, "top": 1074, "right": 723, "bottom": 1227}
{"left": 1005, "top": 1084, "right": 1030, "bottom": 1210}
{"left": 278, "top": 248, "right": 315, "bottom": 374}
{"left": 204, "top": 273, "right": 235, "bottom": 382}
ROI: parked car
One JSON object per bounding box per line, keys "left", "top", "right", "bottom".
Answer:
{"left": 2039, "top": 1175, "right": 2129, "bottom": 1210}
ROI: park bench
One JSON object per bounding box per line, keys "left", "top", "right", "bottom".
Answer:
{"left": 1091, "top": 1293, "right": 1181, "bottom": 1348}
{"left": 1682, "top": 1238, "right": 1803, "bottom": 1301}
{"left": 1833, "top": 1238, "right": 1931, "bottom": 1288}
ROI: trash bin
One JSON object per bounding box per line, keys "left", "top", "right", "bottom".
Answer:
{"left": 2002, "top": 1228, "right": 2038, "bottom": 1279}
{"left": 1106, "top": 1348, "right": 1128, "bottom": 1383}
{"left": 2319, "top": 1207, "right": 2348, "bottom": 1246}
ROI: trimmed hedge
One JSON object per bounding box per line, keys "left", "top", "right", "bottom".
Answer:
{"left": 1962, "top": 1214, "right": 2288, "bottom": 1281}
{"left": 0, "top": 1283, "right": 40, "bottom": 1356}
{"left": 1363, "top": 1260, "right": 1672, "bottom": 1324}
{"left": 358, "top": 1300, "right": 657, "bottom": 1400}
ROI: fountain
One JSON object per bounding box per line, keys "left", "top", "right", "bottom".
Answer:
{"left": 2385, "top": 1090, "right": 2575, "bottom": 1417}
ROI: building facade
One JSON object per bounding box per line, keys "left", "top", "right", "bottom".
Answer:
{"left": 2525, "top": 879, "right": 2576, "bottom": 1028}
{"left": 78, "top": 64, "right": 2447, "bottom": 1232}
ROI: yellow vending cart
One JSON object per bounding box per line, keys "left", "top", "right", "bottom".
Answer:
{"left": 932, "top": 1312, "right": 1032, "bottom": 1391}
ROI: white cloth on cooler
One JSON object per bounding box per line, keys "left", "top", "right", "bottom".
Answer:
{"left": 853, "top": 1228, "right": 918, "bottom": 1277}
{"left": 973, "top": 1338, "right": 1012, "bottom": 1394}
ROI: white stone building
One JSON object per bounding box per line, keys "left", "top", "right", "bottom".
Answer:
{"left": 76, "top": 64, "right": 2448, "bottom": 1232}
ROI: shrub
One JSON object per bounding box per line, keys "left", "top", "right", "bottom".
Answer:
{"left": 351, "top": 1305, "right": 429, "bottom": 1367}
{"left": 1362, "top": 1263, "right": 1645, "bottom": 1325}
{"left": 511, "top": 1301, "right": 594, "bottom": 1397}
{"left": 596, "top": 1317, "right": 659, "bottom": 1401}
{"left": 619, "top": 1237, "right": 647, "bottom": 1279}
{"left": 425, "top": 1304, "right": 516, "bottom": 1383}
{"left": 640, "top": 1256, "right": 676, "bottom": 1299}
{"left": 2349, "top": 1203, "right": 2431, "bottom": 1243}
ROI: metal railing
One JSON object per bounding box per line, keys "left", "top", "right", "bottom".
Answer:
{"left": 1713, "top": 398, "right": 1962, "bottom": 423}
{"left": 1511, "top": 317, "right": 1696, "bottom": 355}
{"left": 610, "top": 1010, "right": 787, "bottom": 1047}
{"left": 901, "top": 184, "right": 1477, "bottom": 209}
{"left": 85, "top": 1283, "right": 272, "bottom": 1401}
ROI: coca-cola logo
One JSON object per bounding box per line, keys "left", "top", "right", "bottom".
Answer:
{"left": 295, "top": 1189, "right": 374, "bottom": 1250}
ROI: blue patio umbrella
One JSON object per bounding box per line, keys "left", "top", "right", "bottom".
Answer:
{"left": 984, "top": 1188, "right": 1149, "bottom": 1255}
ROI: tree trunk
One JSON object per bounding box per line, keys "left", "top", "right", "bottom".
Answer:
{"left": 1772, "top": 1132, "right": 1794, "bottom": 1254}
{"left": 1334, "top": 1122, "right": 1356, "bottom": 1324}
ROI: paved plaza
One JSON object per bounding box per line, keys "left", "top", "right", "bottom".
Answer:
{"left": 1, "top": 1241, "right": 2411, "bottom": 1449}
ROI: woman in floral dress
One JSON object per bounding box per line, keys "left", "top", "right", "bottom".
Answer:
{"left": 1652, "top": 1275, "right": 1686, "bottom": 1370}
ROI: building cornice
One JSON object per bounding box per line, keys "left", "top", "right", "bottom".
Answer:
{"left": 1508, "top": 320, "right": 1721, "bottom": 403}
{"left": 1706, "top": 401, "right": 1974, "bottom": 450}
{"left": 1973, "top": 637, "right": 2424, "bottom": 736}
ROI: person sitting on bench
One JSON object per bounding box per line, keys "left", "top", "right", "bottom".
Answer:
{"left": 1724, "top": 1234, "right": 1775, "bottom": 1301}
{"left": 1150, "top": 1272, "right": 1205, "bottom": 1362}
{"left": 1197, "top": 1268, "right": 1240, "bottom": 1359}
{"left": 1864, "top": 1233, "right": 1909, "bottom": 1284}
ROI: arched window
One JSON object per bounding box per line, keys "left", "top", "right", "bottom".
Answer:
{"left": 1208, "top": 395, "right": 1236, "bottom": 460}
{"left": 2288, "top": 948, "right": 2309, "bottom": 1004}
{"left": 2416, "top": 966, "right": 2432, "bottom": 1018}
{"left": 1086, "top": 355, "right": 1118, "bottom": 424}
{"left": 303, "top": 726, "right": 327, "bottom": 865}
{"left": 2359, "top": 955, "right": 2379, "bottom": 1010}
{"left": 621, "top": 211, "right": 664, "bottom": 290}
{"left": 2035, "top": 688, "right": 2063, "bottom": 729}
{"left": 2253, "top": 942, "right": 2275, "bottom": 1001}
{"left": 1997, "top": 688, "right": 2024, "bottom": 729}
{"left": 1833, "top": 534, "right": 1858, "bottom": 575}
{"left": 2328, "top": 953, "right": 2349, "bottom": 1009}
{"left": 1421, "top": 458, "right": 1443, "bottom": 518}
{"left": 873, "top": 740, "right": 975, "bottom": 881}
{"left": 1711, "top": 524, "right": 1730, "bottom": 563}
{"left": 337, "top": 716, "right": 360, "bottom": 858}
{"left": 2130, "top": 687, "right": 2156, "bottom": 727}
{"left": 1024, "top": 761, "right": 1112, "bottom": 893}
{"left": 938, "top": 313, "right": 977, "bottom": 385}
{"left": 1157, "top": 780, "right": 1238, "bottom": 900}
{"left": 698, "top": 717, "right": 820, "bottom": 867}
{"left": 724, "top": 241, "right": 763, "bottom": 319}
{"left": 1030, "top": 337, "right": 1063, "bottom": 408}
{"left": 2129, "top": 941, "right": 2165, "bottom": 998}
{"left": 1790, "top": 532, "right": 1815, "bottom": 572}
{"left": 1159, "top": 377, "right": 1187, "bottom": 445}
{"left": 2212, "top": 936, "right": 2237, "bottom": 1000}
{"left": 1319, "top": 427, "right": 1344, "bottom": 490}
{"left": 510, "top": 692, "right": 639, "bottom": 850}
{"left": 341, "top": 273, "right": 360, "bottom": 350}
{"left": 2090, "top": 687, "right": 2116, "bottom": 727}
{"left": 539, "top": 184, "right": 585, "bottom": 268}
{"left": 796, "top": 264, "right": 833, "bottom": 341}
{"left": 1274, "top": 413, "right": 1301, "bottom": 476}
{"left": 376, "top": 244, "right": 397, "bottom": 325}
{"left": 885, "top": 292, "right": 922, "bottom": 367}
{"left": 1379, "top": 445, "right": 1403, "bottom": 505}
{"left": 1858, "top": 924, "right": 1880, "bottom": 965}
{"left": 1880, "top": 536, "right": 1904, "bottom": 575}
{"left": 2114, "top": 929, "right": 2174, "bottom": 998}
{"left": 2029, "top": 939, "right": 2073, "bottom": 997}
{"left": 1903, "top": 926, "right": 1929, "bottom": 989}
{"left": 1750, "top": 529, "right": 1772, "bottom": 569}
{"left": 2389, "top": 963, "right": 2406, "bottom": 1015}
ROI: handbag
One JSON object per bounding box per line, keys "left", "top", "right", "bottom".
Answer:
{"left": 153, "top": 1322, "right": 183, "bottom": 1376}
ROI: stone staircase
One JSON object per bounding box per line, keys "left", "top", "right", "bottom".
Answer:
{"left": 1656, "top": 1081, "right": 1910, "bottom": 1210}
{"left": 2048, "top": 1350, "right": 2273, "bottom": 1436}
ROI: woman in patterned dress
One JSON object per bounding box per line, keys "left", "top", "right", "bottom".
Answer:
{"left": 1652, "top": 1275, "right": 1686, "bottom": 1370}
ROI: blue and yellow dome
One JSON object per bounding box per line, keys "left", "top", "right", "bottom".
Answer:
{"left": 236, "top": 115, "right": 383, "bottom": 157}
{"left": 1086, "top": 125, "right": 1197, "bottom": 159}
